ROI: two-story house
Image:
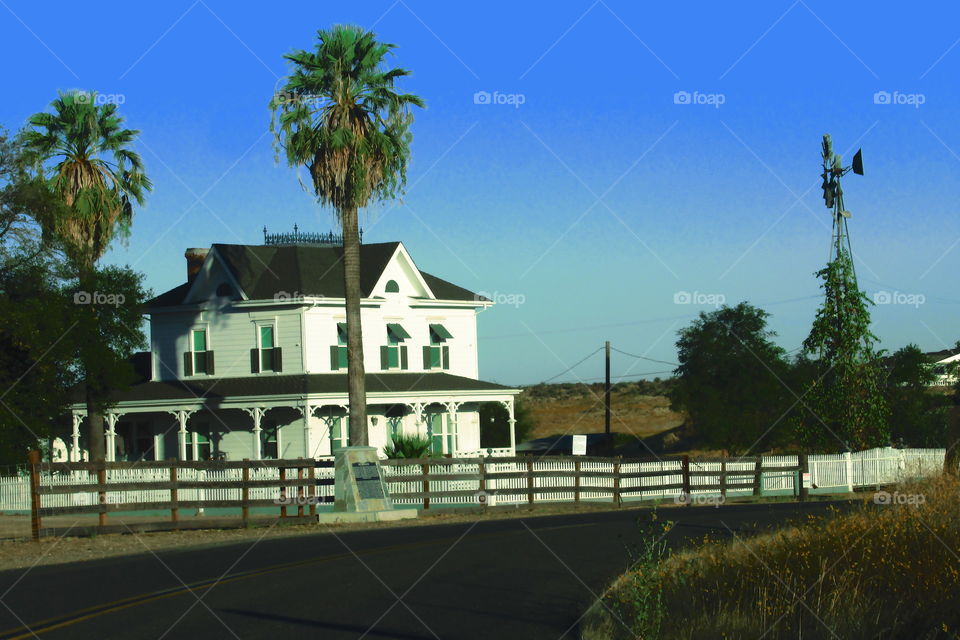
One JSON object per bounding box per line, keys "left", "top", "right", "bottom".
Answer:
{"left": 66, "top": 232, "right": 520, "bottom": 462}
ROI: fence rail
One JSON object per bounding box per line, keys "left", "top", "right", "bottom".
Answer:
{"left": 15, "top": 447, "right": 948, "bottom": 539}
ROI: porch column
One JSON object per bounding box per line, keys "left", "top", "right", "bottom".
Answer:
{"left": 105, "top": 413, "right": 120, "bottom": 462}
{"left": 170, "top": 410, "right": 193, "bottom": 460}
{"left": 409, "top": 402, "right": 426, "bottom": 438}
{"left": 444, "top": 401, "right": 462, "bottom": 455}
{"left": 245, "top": 408, "right": 265, "bottom": 460}
{"left": 70, "top": 413, "right": 83, "bottom": 462}
{"left": 501, "top": 399, "right": 517, "bottom": 453}
{"left": 302, "top": 402, "right": 313, "bottom": 458}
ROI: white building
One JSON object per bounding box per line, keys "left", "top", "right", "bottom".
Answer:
{"left": 67, "top": 233, "right": 519, "bottom": 461}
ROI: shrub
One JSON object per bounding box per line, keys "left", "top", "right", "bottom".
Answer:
{"left": 383, "top": 434, "right": 432, "bottom": 459}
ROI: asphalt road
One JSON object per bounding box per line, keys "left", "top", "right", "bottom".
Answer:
{"left": 0, "top": 501, "right": 850, "bottom": 640}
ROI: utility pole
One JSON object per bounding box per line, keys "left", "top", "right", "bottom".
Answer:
{"left": 605, "top": 341, "right": 611, "bottom": 447}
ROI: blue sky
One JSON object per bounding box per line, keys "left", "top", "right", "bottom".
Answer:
{"left": 2, "top": 1, "right": 959, "bottom": 386}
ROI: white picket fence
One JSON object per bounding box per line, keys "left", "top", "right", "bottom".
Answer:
{"left": 0, "top": 447, "right": 947, "bottom": 512}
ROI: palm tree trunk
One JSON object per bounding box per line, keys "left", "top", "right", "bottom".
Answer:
{"left": 341, "top": 206, "right": 368, "bottom": 447}
{"left": 80, "top": 265, "right": 105, "bottom": 462}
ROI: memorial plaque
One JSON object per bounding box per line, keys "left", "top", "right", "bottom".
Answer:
{"left": 353, "top": 462, "right": 385, "bottom": 499}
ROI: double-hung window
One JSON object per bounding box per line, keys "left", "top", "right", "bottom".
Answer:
{"left": 184, "top": 328, "right": 213, "bottom": 376}
{"left": 426, "top": 413, "right": 455, "bottom": 455}
{"left": 251, "top": 323, "right": 282, "bottom": 373}
{"left": 424, "top": 324, "right": 452, "bottom": 370}
{"left": 260, "top": 422, "right": 278, "bottom": 459}
{"left": 381, "top": 324, "right": 410, "bottom": 370}
{"left": 330, "top": 416, "right": 350, "bottom": 450}
{"left": 330, "top": 323, "right": 349, "bottom": 370}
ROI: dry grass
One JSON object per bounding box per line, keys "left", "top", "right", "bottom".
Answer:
{"left": 584, "top": 474, "right": 960, "bottom": 639}
{"left": 526, "top": 391, "right": 684, "bottom": 441}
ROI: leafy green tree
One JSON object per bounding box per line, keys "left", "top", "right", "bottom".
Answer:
{"left": 22, "top": 91, "right": 151, "bottom": 461}
{"left": 480, "top": 398, "right": 534, "bottom": 448}
{"left": 885, "top": 344, "right": 952, "bottom": 447}
{"left": 670, "top": 303, "right": 794, "bottom": 453}
{"left": 799, "top": 253, "right": 889, "bottom": 449}
{"left": 271, "top": 26, "right": 423, "bottom": 447}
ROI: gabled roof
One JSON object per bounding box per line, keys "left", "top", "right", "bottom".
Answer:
{"left": 925, "top": 348, "right": 960, "bottom": 364}
{"left": 148, "top": 242, "right": 483, "bottom": 308}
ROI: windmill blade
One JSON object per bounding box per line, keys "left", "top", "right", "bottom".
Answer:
{"left": 852, "top": 149, "right": 864, "bottom": 175}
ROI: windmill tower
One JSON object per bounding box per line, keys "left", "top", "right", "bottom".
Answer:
{"left": 820, "top": 134, "right": 864, "bottom": 280}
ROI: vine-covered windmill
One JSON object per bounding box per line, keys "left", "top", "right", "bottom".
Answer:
{"left": 820, "top": 133, "right": 863, "bottom": 283}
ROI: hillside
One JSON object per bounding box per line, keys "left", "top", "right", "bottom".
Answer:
{"left": 521, "top": 379, "right": 685, "bottom": 441}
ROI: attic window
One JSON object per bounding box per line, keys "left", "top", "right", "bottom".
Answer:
{"left": 215, "top": 283, "right": 234, "bottom": 298}
{"left": 385, "top": 280, "right": 400, "bottom": 293}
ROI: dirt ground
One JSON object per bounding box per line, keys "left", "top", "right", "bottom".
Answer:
{"left": 0, "top": 502, "right": 637, "bottom": 572}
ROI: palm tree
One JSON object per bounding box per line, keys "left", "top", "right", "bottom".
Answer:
{"left": 23, "top": 91, "right": 151, "bottom": 461}
{"left": 271, "top": 25, "right": 423, "bottom": 447}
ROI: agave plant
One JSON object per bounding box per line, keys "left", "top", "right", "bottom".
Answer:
{"left": 383, "top": 434, "right": 433, "bottom": 459}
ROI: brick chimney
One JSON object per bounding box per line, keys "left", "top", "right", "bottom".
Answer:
{"left": 185, "top": 248, "right": 209, "bottom": 282}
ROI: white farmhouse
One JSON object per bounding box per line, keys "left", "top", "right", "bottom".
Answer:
{"left": 66, "top": 232, "right": 520, "bottom": 461}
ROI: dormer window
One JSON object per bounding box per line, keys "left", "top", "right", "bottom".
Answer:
{"left": 381, "top": 323, "right": 410, "bottom": 370}
{"left": 424, "top": 324, "right": 452, "bottom": 370}
{"left": 385, "top": 280, "right": 400, "bottom": 293}
{"left": 184, "top": 328, "right": 213, "bottom": 376}
{"left": 251, "top": 323, "right": 282, "bottom": 373}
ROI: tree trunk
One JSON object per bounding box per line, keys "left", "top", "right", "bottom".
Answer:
{"left": 341, "top": 206, "right": 368, "bottom": 446}
{"left": 80, "top": 266, "right": 105, "bottom": 462}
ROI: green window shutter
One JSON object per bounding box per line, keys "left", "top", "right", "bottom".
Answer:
{"left": 422, "top": 346, "right": 432, "bottom": 369}
{"left": 380, "top": 346, "right": 389, "bottom": 369}
{"left": 183, "top": 352, "right": 193, "bottom": 377}
{"left": 250, "top": 348, "right": 260, "bottom": 374}
{"left": 206, "top": 351, "right": 215, "bottom": 375}
{"left": 442, "top": 346, "right": 450, "bottom": 370}
{"left": 273, "top": 347, "right": 282, "bottom": 372}
{"left": 330, "top": 345, "right": 340, "bottom": 370}
{"left": 400, "top": 346, "right": 408, "bottom": 370}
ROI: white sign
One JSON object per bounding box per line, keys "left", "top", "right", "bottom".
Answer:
{"left": 802, "top": 472, "right": 812, "bottom": 489}
{"left": 572, "top": 435, "right": 587, "bottom": 456}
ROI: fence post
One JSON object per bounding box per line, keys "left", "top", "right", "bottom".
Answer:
{"left": 799, "top": 454, "right": 809, "bottom": 502}
{"left": 613, "top": 457, "right": 622, "bottom": 507}
{"left": 752, "top": 456, "right": 762, "bottom": 497}
{"left": 527, "top": 459, "right": 534, "bottom": 506}
{"left": 28, "top": 450, "right": 41, "bottom": 542}
{"left": 241, "top": 460, "right": 250, "bottom": 525}
{"left": 170, "top": 462, "right": 178, "bottom": 526}
{"left": 719, "top": 458, "right": 727, "bottom": 500}
{"left": 308, "top": 462, "right": 317, "bottom": 517}
{"left": 681, "top": 455, "right": 691, "bottom": 506}
{"left": 844, "top": 451, "right": 854, "bottom": 493}
{"left": 478, "top": 459, "right": 487, "bottom": 508}
{"left": 97, "top": 460, "right": 107, "bottom": 528}
{"left": 422, "top": 462, "right": 430, "bottom": 510}
{"left": 279, "top": 465, "right": 287, "bottom": 519}
{"left": 574, "top": 458, "right": 581, "bottom": 504}
{"left": 297, "top": 459, "right": 305, "bottom": 518}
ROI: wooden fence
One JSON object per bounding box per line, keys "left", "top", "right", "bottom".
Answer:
{"left": 27, "top": 453, "right": 332, "bottom": 539}
{"left": 24, "top": 447, "right": 948, "bottom": 540}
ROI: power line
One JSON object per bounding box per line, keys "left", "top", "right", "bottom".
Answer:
{"left": 610, "top": 347, "right": 678, "bottom": 367}
{"left": 576, "top": 370, "right": 675, "bottom": 382}
{"left": 537, "top": 347, "right": 603, "bottom": 384}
